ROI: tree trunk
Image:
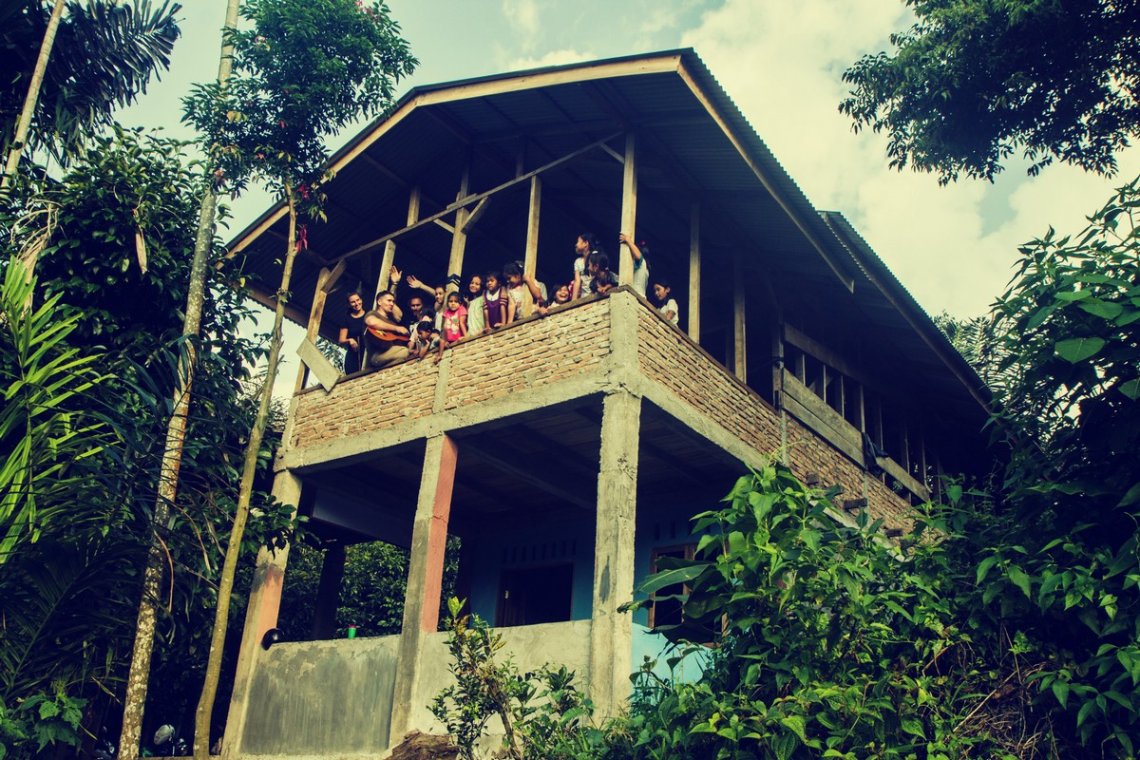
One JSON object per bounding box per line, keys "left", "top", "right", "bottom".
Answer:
{"left": 116, "top": 4, "right": 242, "bottom": 759}
{"left": 193, "top": 186, "right": 301, "bottom": 760}
{"left": 1, "top": 0, "right": 65, "bottom": 193}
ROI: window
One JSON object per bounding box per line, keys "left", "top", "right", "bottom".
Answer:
{"left": 648, "top": 545, "right": 695, "bottom": 630}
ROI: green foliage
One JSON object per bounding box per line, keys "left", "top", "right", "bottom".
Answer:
{"left": 622, "top": 464, "right": 1007, "bottom": 759}
{"left": 841, "top": 0, "right": 1140, "bottom": 183}
{"left": 0, "top": 262, "right": 108, "bottom": 562}
{"left": 0, "top": 684, "right": 85, "bottom": 759}
{"left": 182, "top": 0, "right": 417, "bottom": 198}
{"left": 432, "top": 598, "right": 604, "bottom": 760}
{"left": 1, "top": 1, "right": 182, "bottom": 164}
{"left": 0, "top": 126, "right": 292, "bottom": 749}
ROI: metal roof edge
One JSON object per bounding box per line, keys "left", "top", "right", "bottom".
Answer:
{"left": 818, "top": 211, "right": 993, "bottom": 417}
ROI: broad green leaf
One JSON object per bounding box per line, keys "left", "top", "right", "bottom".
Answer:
{"left": 1052, "top": 680, "right": 1070, "bottom": 708}
{"left": 1119, "top": 379, "right": 1140, "bottom": 400}
{"left": 976, "top": 555, "right": 999, "bottom": 584}
{"left": 637, "top": 563, "right": 711, "bottom": 595}
{"left": 1007, "top": 565, "right": 1032, "bottom": 598}
{"left": 1055, "top": 337, "right": 1105, "bottom": 363}
{"left": 1078, "top": 300, "right": 1124, "bottom": 320}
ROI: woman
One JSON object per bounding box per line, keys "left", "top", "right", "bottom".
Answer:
{"left": 337, "top": 291, "right": 367, "bottom": 374}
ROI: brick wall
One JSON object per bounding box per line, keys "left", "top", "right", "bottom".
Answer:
{"left": 291, "top": 358, "right": 436, "bottom": 450}
{"left": 444, "top": 298, "right": 610, "bottom": 410}
{"left": 636, "top": 306, "right": 913, "bottom": 532}
{"left": 637, "top": 309, "right": 782, "bottom": 451}
{"left": 290, "top": 298, "right": 611, "bottom": 450}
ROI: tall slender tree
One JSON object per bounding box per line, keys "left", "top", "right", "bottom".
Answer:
{"left": 115, "top": 5, "right": 242, "bottom": 759}
{"left": 181, "top": 2, "right": 415, "bottom": 755}
{"left": 1, "top": 0, "right": 65, "bottom": 192}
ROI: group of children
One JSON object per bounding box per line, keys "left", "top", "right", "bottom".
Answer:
{"left": 337, "top": 231, "right": 681, "bottom": 373}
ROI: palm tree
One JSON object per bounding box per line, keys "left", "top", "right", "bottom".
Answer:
{"left": 1, "top": 0, "right": 181, "bottom": 173}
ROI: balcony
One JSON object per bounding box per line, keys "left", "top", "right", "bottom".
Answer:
{"left": 283, "top": 288, "right": 917, "bottom": 531}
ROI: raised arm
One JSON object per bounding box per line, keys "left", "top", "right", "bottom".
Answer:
{"left": 406, "top": 275, "right": 436, "bottom": 298}
{"left": 523, "top": 274, "right": 545, "bottom": 304}
{"left": 619, "top": 232, "right": 642, "bottom": 262}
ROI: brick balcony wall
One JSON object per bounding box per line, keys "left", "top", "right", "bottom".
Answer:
{"left": 636, "top": 308, "right": 782, "bottom": 452}
{"left": 289, "top": 293, "right": 915, "bottom": 530}
{"left": 443, "top": 297, "right": 610, "bottom": 410}
{"left": 291, "top": 357, "right": 437, "bottom": 450}
{"left": 290, "top": 297, "right": 611, "bottom": 451}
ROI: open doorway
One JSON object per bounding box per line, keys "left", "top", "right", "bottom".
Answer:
{"left": 495, "top": 564, "right": 573, "bottom": 627}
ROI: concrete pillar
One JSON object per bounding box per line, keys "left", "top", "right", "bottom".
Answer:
{"left": 589, "top": 389, "right": 641, "bottom": 718}
{"left": 223, "top": 469, "right": 302, "bottom": 759}
{"left": 389, "top": 434, "right": 458, "bottom": 740}
{"left": 310, "top": 543, "right": 346, "bottom": 640}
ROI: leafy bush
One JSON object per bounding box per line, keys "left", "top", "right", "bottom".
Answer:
{"left": 0, "top": 684, "right": 85, "bottom": 759}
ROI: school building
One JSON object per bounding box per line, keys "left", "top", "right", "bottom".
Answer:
{"left": 221, "top": 49, "right": 992, "bottom": 758}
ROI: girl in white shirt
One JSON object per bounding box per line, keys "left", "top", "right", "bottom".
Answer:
{"left": 652, "top": 280, "right": 680, "bottom": 326}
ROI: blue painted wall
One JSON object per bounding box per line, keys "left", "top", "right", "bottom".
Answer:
{"left": 466, "top": 495, "right": 715, "bottom": 631}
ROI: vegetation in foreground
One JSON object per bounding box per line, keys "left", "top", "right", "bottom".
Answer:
{"left": 431, "top": 182, "right": 1140, "bottom": 759}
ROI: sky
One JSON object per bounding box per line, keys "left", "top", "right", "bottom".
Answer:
{"left": 120, "top": 0, "right": 1140, "bottom": 384}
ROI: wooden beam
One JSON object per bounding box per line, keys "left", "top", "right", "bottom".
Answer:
{"left": 460, "top": 196, "right": 490, "bottom": 234}
{"left": 447, "top": 159, "right": 471, "bottom": 291}
{"left": 688, "top": 202, "right": 701, "bottom": 342}
{"left": 319, "top": 259, "right": 347, "bottom": 294}
{"left": 600, "top": 142, "right": 624, "bottom": 164}
{"left": 416, "top": 54, "right": 680, "bottom": 107}
{"left": 331, "top": 132, "right": 622, "bottom": 266}
{"left": 377, "top": 186, "right": 420, "bottom": 294}
{"left": 733, "top": 251, "right": 746, "bottom": 382}
{"left": 294, "top": 266, "right": 334, "bottom": 393}
{"left": 618, "top": 133, "right": 637, "bottom": 286}
{"left": 522, "top": 175, "right": 541, "bottom": 317}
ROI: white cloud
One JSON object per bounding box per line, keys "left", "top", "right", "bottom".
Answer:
{"left": 504, "top": 48, "right": 596, "bottom": 72}
{"left": 681, "top": 0, "right": 1140, "bottom": 317}
{"left": 502, "top": 0, "right": 541, "bottom": 46}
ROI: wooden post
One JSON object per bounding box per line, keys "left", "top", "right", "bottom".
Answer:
{"left": 733, "top": 252, "right": 746, "bottom": 382}
{"left": 447, "top": 160, "right": 472, "bottom": 292}
{"left": 771, "top": 320, "right": 784, "bottom": 407}
{"left": 856, "top": 383, "right": 866, "bottom": 432}
{"left": 688, "top": 203, "right": 700, "bottom": 341}
{"left": 294, "top": 261, "right": 345, "bottom": 393}
{"left": 377, "top": 186, "right": 420, "bottom": 294}
{"left": 919, "top": 433, "right": 928, "bottom": 489}
{"left": 618, "top": 133, "right": 637, "bottom": 286}
{"left": 390, "top": 434, "right": 458, "bottom": 739}
{"left": 589, "top": 390, "right": 641, "bottom": 718}
{"left": 901, "top": 420, "right": 911, "bottom": 472}
{"left": 522, "top": 175, "right": 541, "bottom": 316}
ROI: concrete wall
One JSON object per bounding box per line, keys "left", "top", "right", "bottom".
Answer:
{"left": 240, "top": 635, "right": 400, "bottom": 757}
{"left": 405, "top": 620, "right": 593, "bottom": 739}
